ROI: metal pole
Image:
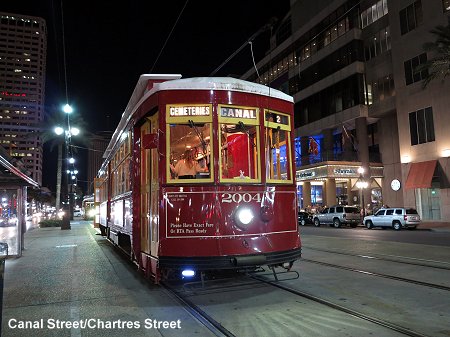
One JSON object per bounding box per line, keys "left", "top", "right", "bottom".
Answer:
{"left": 0, "top": 242, "right": 8, "bottom": 337}
{"left": 61, "top": 133, "right": 71, "bottom": 230}
{"left": 362, "top": 188, "right": 365, "bottom": 219}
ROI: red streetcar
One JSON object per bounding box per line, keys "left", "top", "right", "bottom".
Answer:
{"left": 96, "top": 74, "right": 301, "bottom": 283}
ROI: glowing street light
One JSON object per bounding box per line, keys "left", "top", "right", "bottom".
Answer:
{"left": 63, "top": 103, "right": 73, "bottom": 114}
{"left": 356, "top": 166, "right": 369, "bottom": 220}
{"left": 53, "top": 103, "right": 79, "bottom": 228}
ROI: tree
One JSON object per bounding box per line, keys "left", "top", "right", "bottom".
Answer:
{"left": 419, "top": 18, "right": 450, "bottom": 88}
{"left": 28, "top": 106, "right": 91, "bottom": 211}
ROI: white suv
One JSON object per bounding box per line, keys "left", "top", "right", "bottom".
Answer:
{"left": 363, "top": 208, "right": 420, "bottom": 230}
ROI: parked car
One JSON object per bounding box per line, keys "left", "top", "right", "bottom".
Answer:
{"left": 363, "top": 207, "right": 420, "bottom": 230}
{"left": 73, "top": 209, "right": 83, "bottom": 217}
{"left": 0, "top": 216, "right": 18, "bottom": 227}
{"left": 298, "top": 211, "right": 313, "bottom": 226}
{"left": 313, "top": 206, "right": 360, "bottom": 228}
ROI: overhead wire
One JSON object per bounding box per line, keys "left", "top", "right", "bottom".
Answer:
{"left": 149, "top": 0, "right": 189, "bottom": 73}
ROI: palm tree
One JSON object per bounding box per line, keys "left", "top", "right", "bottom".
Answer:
{"left": 30, "top": 108, "right": 91, "bottom": 212}
{"left": 419, "top": 18, "right": 450, "bottom": 88}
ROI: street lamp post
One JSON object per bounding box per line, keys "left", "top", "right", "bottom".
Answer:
{"left": 356, "top": 167, "right": 369, "bottom": 220}
{"left": 54, "top": 104, "right": 79, "bottom": 230}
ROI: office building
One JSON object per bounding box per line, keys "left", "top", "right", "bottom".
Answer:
{"left": 242, "top": 0, "right": 450, "bottom": 221}
{"left": 0, "top": 12, "right": 47, "bottom": 186}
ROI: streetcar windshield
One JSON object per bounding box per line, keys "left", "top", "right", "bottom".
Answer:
{"left": 219, "top": 105, "right": 260, "bottom": 182}
{"left": 220, "top": 123, "right": 259, "bottom": 181}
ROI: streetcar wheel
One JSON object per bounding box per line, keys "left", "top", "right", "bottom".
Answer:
{"left": 314, "top": 218, "right": 320, "bottom": 227}
{"left": 333, "top": 218, "right": 341, "bottom": 228}
{"left": 365, "top": 220, "right": 373, "bottom": 229}
{"left": 393, "top": 221, "right": 402, "bottom": 230}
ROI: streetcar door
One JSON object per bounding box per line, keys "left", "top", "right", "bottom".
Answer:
{"left": 140, "top": 115, "right": 159, "bottom": 256}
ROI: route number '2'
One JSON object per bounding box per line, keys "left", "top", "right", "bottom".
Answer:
{"left": 221, "top": 193, "right": 262, "bottom": 203}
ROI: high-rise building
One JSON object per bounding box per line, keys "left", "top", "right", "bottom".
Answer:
{"left": 242, "top": 0, "right": 450, "bottom": 221}
{"left": 0, "top": 12, "right": 47, "bottom": 186}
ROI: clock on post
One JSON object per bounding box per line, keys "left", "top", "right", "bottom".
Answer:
{"left": 391, "top": 179, "right": 401, "bottom": 191}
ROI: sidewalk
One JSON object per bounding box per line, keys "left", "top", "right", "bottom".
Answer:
{"left": 1, "top": 220, "right": 213, "bottom": 337}
{"left": 417, "top": 221, "right": 450, "bottom": 231}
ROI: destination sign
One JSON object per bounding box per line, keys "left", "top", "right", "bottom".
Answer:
{"left": 169, "top": 105, "right": 210, "bottom": 116}
{"left": 220, "top": 107, "right": 257, "bottom": 119}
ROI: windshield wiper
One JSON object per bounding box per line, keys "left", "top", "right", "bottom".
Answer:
{"left": 188, "top": 119, "right": 207, "bottom": 154}
{"left": 238, "top": 121, "right": 256, "bottom": 148}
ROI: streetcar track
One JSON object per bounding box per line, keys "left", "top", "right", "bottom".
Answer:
{"left": 162, "top": 282, "right": 236, "bottom": 337}
{"left": 249, "top": 274, "right": 430, "bottom": 337}
{"left": 305, "top": 246, "right": 450, "bottom": 270}
{"left": 97, "top": 231, "right": 236, "bottom": 337}
{"left": 302, "top": 258, "right": 450, "bottom": 291}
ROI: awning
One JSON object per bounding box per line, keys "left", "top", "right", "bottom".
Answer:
{"left": 405, "top": 160, "right": 437, "bottom": 189}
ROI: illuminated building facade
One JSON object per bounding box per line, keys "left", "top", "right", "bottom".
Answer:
{"left": 0, "top": 12, "right": 47, "bottom": 185}
{"left": 243, "top": 0, "right": 450, "bottom": 221}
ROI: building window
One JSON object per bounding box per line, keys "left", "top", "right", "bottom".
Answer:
{"left": 400, "top": 1, "right": 423, "bottom": 35}
{"left": 365, "top": 74, "right": 395, "bottom": 105}
{"left": 404, "top": 53, "right": 428, "bottom": 85}
{"left": 361, "top": 0, "right": 389, "bottom": 29}
{"left": 409, "top": 107, "right": 435, "bottom": 145}
{"left": 364, "top": 27, "right": 391, "bottom": 61}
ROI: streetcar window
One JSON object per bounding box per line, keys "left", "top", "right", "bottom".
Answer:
{"left": 166, "top": 104, "right": 213, "bottom": 183}
{"left": 167, "top": 122, "right": 212, "bottom": 182}
{"left": 264, "top": 110, "right": 293, "bottom": 183}
{"left": 218, "top": 104, "right": 261, "bottom": 183}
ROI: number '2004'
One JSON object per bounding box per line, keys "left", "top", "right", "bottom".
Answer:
{"left": 221, "top": 193, "right": 261, "bottom": 203}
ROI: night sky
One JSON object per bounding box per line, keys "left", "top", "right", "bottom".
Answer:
{"left": 1, "top": 1, "right": 291, "bottom": 192}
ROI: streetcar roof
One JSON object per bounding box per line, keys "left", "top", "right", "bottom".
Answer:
{"left": 156, "top": 76, "right": 294, "bottom": 103}
{"left": 102, "top": 74, "right": 293, "bottom": 163}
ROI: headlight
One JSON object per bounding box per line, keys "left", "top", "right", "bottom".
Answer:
{"left": 235, "top": 207, "right": 254, "bottom": 228}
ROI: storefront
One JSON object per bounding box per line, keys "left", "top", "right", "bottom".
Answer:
{"left": 296, "top": 163, "right": 384, "bottom": 212}
{"left": 0, "top": 147, "right": 39, "bottom": 256}
{"left": 404, "top": 159, "right": 450, "bottom": 221}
